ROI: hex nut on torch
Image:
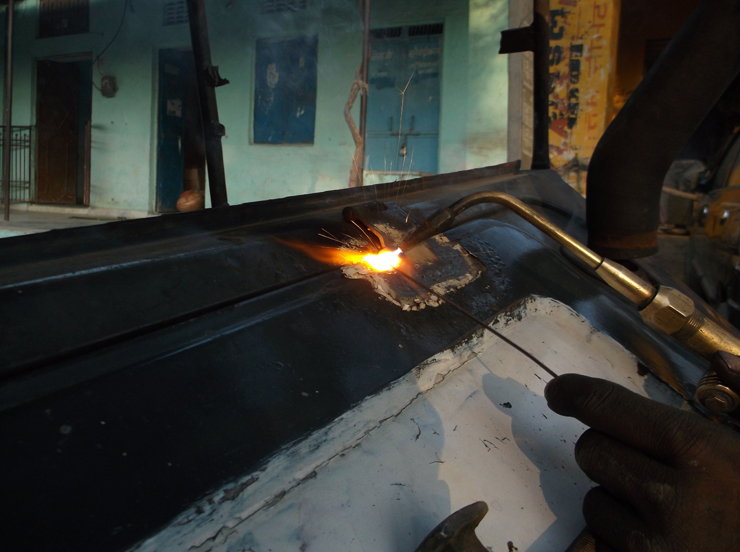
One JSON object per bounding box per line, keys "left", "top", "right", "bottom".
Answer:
{"left": 639, "top": 287, "right": 699, "bottom": 336}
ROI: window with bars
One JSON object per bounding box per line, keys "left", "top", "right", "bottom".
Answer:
{"left": 409, "top": 23, "right": 444, "bottom": 37}
{"left": 370, "top": 27, "right": 402, "bottom": 40}
{"left": 261, "top": 0, "right": 307, "bottom": 14}
{"left": 163, "top": 0, "right": 188, "bottom": 26}
{"left": 371, "top": 24, "right": 444, "bottom": 41}
{"left": 39, "top": 0, "right": 89, "bottom": 38}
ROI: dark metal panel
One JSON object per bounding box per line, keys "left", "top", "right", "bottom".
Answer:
{"left": 0, "top": 163, "right": 520, "bottom": 267}
{"left": 0, "top": 164, "right": 712, "bottom": 552}
{"left": 1, "top": 271, "right": 477, "bottom": 551}
{"left": 0, "top": 164, "right": 523, "bottom": 379}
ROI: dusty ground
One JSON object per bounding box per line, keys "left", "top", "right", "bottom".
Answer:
{"left": 0, "top": 211, "right": 114, "bottom": 237}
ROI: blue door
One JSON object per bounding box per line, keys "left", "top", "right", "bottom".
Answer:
{"left": 365, "top": 25, "right": 442, "bottom": 175}
{"left": 157, "top": 49, "right": 191, "bottom": 213}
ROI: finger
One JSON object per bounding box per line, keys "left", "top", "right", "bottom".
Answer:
{"left": 583, "top": 487, "right": 652, "bottom": 552}
{"left": 575, "top": 429, "right": 676, "bottom": 517}
{"left": 545, "top": 374, "right": 694, "bottom": 461}
{"left": 712, "top": 351, "right": 740, "bottom": 393}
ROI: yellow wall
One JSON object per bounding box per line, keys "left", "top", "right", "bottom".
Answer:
{"left": 548, "top": 0, "right": 620, "bottom": 194}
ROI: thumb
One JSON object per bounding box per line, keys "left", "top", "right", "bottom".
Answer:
{"left": 544, "top": 374, "right": 692, "bottom": 461}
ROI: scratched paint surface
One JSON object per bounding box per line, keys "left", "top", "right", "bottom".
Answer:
{"left": 135, "top": 296, "right": 683, "bottom": 552}
{"left": 548, "top": 0, "right": 620, "bottom": 194}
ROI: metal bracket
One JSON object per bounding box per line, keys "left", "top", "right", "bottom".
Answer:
{"left": 204, "top": 65, "right": 230, "bottom": 88}
{"left": 499, "top": 26, "right": 535, "bottom": 54}
{"left": 212, "top": 122, "right": 226, "bottom": 138}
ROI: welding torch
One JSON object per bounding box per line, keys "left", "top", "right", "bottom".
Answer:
{"left": 397, "top": 191, "right": 740, "bottom": 414}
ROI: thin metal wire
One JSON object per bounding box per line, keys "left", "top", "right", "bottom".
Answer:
{"left": 396, "top": 268, "right": 559, "bottom": 379}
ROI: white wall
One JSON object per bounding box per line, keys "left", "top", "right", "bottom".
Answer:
{"left": 2, "top": 0, "right": 510, "bottom": 212}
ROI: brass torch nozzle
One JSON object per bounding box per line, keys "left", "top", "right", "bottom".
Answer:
{"left": 402, "top": 191, "right": 740, "bottom": 412}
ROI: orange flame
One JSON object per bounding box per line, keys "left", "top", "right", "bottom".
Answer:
{"left": 279, "top": 239, "right": 365, "bottom": 265}
{"left": 280, "top": 239, "right": 401, "bottom": 272}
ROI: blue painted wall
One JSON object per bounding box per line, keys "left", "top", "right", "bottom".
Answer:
{"left": 1, "top": 0, "right": 509, "bottom": 212}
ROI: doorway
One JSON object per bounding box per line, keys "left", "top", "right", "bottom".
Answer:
{"left": 365, "top": 24, "right": 443, "bottom": 176}
{"left": 156, "top": 48, "right": 205, "bottom": 213}
{"left": 36, "top": 57, "right": 92, "bottom": 205}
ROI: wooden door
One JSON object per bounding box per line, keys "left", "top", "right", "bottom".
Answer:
{"left": 36, "top": 60, "right": 80, "bottom": 204}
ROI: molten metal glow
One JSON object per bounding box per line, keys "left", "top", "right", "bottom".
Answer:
{"left": 280, "top": 239, "right": 401, "bottom": 272}
{"left": 362, "top": 248, "right": 401, "bottom": 272}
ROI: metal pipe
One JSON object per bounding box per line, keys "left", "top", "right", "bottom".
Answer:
{"left": 399, "top": 191, "right": 657, "bottom": 307}
{"left": 401, "top": 191, "right": 600, "bottom": 264}
{"left": 661, "top": 186, "right": 701, "bottom": 201}
{"left": 185, "top": 0, "right": 229, "bottom": 208}
{"left": 2, "top": 0, "right": 14, "bottom": 221}
{"left": 83, "top": 118, "right": 91, "bottom": 206}
{"left": 586, "top": 0, "right": 740, "bottom": 259}
{"left": 357, "top": 0, "right": 371, "bottom": 186}
{"left": 399, "top": 190, "right": 740, "bottom": 412}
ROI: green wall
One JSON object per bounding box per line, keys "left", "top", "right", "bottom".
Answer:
{"left": 3, "top": 0, "right": 509, "bottom": 212}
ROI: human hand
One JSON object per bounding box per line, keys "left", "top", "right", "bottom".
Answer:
{"left": 545, "top": 371, "right": 740, "bottom": 552}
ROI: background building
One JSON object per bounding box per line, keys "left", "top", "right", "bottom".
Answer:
{"left": 1, "top": 0, "right": 510, "bottom": 215}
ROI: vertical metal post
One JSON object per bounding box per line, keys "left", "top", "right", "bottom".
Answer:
{"left": 499, "top": 0, "right": 551, "bottom": 170}
{"left": 2, "top": 0, "right": 14, "bottom": 221}
{"left": 83, "top": 118, "right": 91, "bottom": 206}
{"left": 185, "top": 0, "right": 229, "bottom": 208}
{"left": 531, "top": 0, "right": 551, "bottom": 170}
{"left": 357, "top": 0, "right": 371, "bottom": 186}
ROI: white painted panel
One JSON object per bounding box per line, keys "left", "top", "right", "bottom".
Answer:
{"left": 137, "top": 296, "right": 683, "bottom": 552}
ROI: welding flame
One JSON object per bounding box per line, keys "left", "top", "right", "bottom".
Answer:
{"left": 280, "top": 239, "right": 402, "bottom": 272}
{"left": 362, "top": 248, "right": 402, "bottom": 272}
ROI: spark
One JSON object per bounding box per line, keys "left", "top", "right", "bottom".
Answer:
{"left": 321, "top": 228, "right": 342, "bottom": 241}
{"left": 396, "top": 71, "right": 415, "bottom": 164}
{"left": 318, "top": 232, "right": 349, "bottom": 247}
{"left": 351, "top": 220, "right": 381, "bottom": 252}
{"left": 318, "top": 228, "right": 355, "bottom": 249}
